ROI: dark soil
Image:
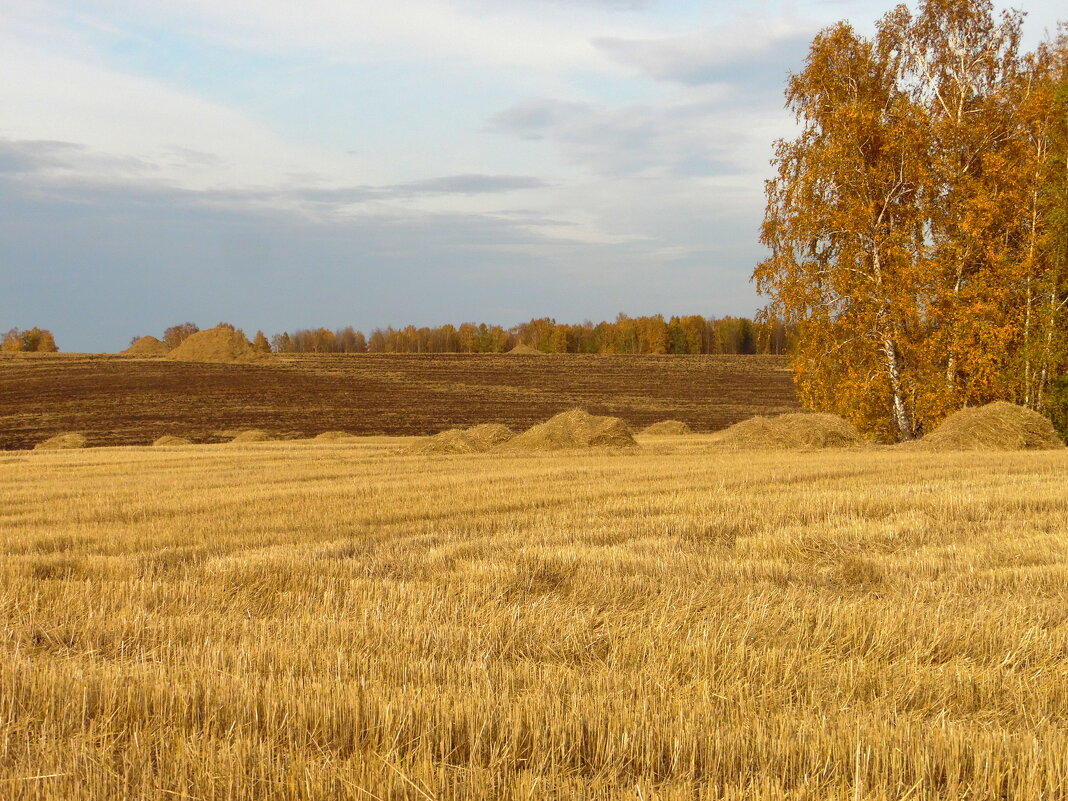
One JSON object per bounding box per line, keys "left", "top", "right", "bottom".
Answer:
{"left": 0, "top": 353, "right": 799, "bottom": 449}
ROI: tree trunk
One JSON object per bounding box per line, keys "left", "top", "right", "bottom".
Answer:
{"left": 883, "top": 336, "right": 915, "bottom": 440}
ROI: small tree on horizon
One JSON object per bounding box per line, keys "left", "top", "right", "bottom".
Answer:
{"left": 163, "top": 322, "right": 199, "bottom": 349}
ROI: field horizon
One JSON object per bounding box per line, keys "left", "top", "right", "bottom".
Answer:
{"left": 0, "top": 352, "right": 798, "bottom": 450}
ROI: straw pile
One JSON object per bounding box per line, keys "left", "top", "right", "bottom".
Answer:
{"left": 507, "top": 344, "right": 545, "bottom": 355}
{"left": 34, "top": 433, "right": 88, "bottom": 451}
{"left": 501, "top": 409, "right": 636, "bottom": 452}
{"left": 411, "top": 424, "right": 515, "bottom": 454}
{"left": 169, "top": 327, "right": 262, "bottom": 364}
{"left": 714, "top": 413, "right": 862, "bottom": 450}
{"left": 918, "top": 401, "right": 1063, "bottom": 451}
{"left": 229, "top": 430, "right": 271, "bottom": 443}
{"left": 121, "top": 336, "right": 169, "bottom": 357}
{"left": 153, "top": 435, "right": 191, "bottom": 446}
{"left": 640, "top": 420, "right": 693, "bottom": 436}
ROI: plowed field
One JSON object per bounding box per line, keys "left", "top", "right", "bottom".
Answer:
{"left": 0, "top": 353, "right": 798, "bottom": 449}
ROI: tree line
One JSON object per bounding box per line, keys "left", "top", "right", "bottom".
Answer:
{"left": 757, "top": 0, "right": 1067, "bottom": 440}
{"left": 2, "top": 327, "right": 58, "bottom": 352}
{"left": 266, "top": 315, "right": 793, "bottom": 355}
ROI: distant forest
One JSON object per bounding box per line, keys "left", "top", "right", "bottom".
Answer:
{"left": 265, "top": 315, "right": 792, "bottom": 355}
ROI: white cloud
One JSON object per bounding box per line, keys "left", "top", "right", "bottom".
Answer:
{"left": 0, "top": 36, "right": 381, "bottom": 190}
{"left": 592, "top": 20, "right": 816, "bottom": 86}
{"left": 23, "top": 0, "right": 651, "bottom": 73}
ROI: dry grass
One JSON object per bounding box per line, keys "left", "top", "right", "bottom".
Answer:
{"left": 313, "top": 431, "right": 357, "bottom": 442}
{"left": 917, "top": 401, "right": 1063, "bottom": 451}
{"left": 228, "top": 430, "right": 272, "bottom": 443}
{"left": 120, "top": 336, "right": 169, "bottom": 358}
{"left": 640, "top": 420, "right": 693, "bottom": 436}
{"left": 168, "top": 327, "right": 262, "bottom": 364}
{"left": 410, "top": 424, "right": 515, "bottom": 454}
{"left": 501, "top": 409, "right": 636, "bottom": 451}
{"left": 151, "top": 435, "right": 192, "bottom": 447}
{"left": 713, "top": 412, "right": 863, "bottom": 450}
{"left": 32, "top": 432, "right": 87, "bottom": 451}
{"left": 2, "top": 438, "right": 1067, "bottom": 799}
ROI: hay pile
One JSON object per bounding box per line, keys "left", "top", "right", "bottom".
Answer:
{"left": 169, "top": 327, "right": 262, "bottom": 364}
{"left": 640, "top": 420, "right": 693, "bottom": 436}
{"left": 35, "top": 433, "right": 87, "bottom": 450}
{"left": 714, "top": 413, "right": 862, "bottom": 450}
{"left": 121, "top": 336, "right": 169, "bottom": 357}
{"left": 507, "top": 344, "right": 545, "bottom": 355}
{"left": 314, "top": 431, "right": 356, "bottom": 441}
{"left": 918, "top": 402, "right": 1063, "bottom": 451}
{"left": 501, "top": 409, "right": 636, "bottom": 452}
{"left": 229, "top": 430, "right": 271, "bottom": 443}
{"left": 411, "top": 423, "right": 515, "bottom": 454}
{"left": 153, "top": 435, "right": 191, "bottom": 446}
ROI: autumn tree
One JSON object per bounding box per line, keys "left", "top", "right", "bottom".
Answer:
{"left": 757, "top": 1, "right": 1067, "bottom": 440}
{"left": 253, "top": 330, "right": 271, "bottom": 353}
{"left": 2, "top": 327, "right": 58, "bottom": 352}
{"left": 757, "top": 16, "right": 926, "bottom": 439}
{"left": 163, "top": 322, "right": 199, "bottom": 349}
{"left": 1034, "top": 35, "right": 1068, "bottom": 434}
{"left": 270, "top": 332, "right": 291, "bottom": 353}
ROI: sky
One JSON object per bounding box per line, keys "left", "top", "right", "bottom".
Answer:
{"left": 1, "top": 0, "right": 1064, "bottom": 351}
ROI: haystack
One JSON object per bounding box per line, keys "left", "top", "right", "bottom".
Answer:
{"left": 153, "top": 435, "right": 191, "bottom": 446}
{"left": 169, "top": 327, "right": 262, "bottom": 364}
{"left": 919, "top": 402, "right": 1063, "bottom": 451}
{"left": 507, "top": 343, "right": 545, "bottom": 355}
{"left": 640, "top": 420, "right": 693, "bottom": 436}
{"left": 121, "top": 336, "right": 169, "bottom": 357}
{"left": 35, "top": 433, "right": 87, "bottom": 451}
{"left": 410, "top": 423, "right": 515, "bottom": 454}
{"left": 501, "top": 409, "right": 636, "bottom": 452}
{"left": 714, "top": 413, "right": 861, "bottom": 450}
{"left": 314, "top": 431, "right": 356, "bottom": 441}
{"left": 229, "top": 430, "right": 271, "bottom": 443}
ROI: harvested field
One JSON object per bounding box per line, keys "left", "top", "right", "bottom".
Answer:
{"left": 228, "top": 429, "right": 271, "bottom": 443}
{"left": 313, "top": 431, "right": 356, "bottom": 441}
{"left": 0, "top": 353, "right": 798, "bottom": 450}
{"left": 3, "top": 440, "right": 1067, "bottom": 799}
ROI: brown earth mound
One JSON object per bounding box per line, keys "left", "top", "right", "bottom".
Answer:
{"left": 229, "top": 430, "right": 271, "bottom": 443}
{"left": 714, "top": 413, "right": 862, "bottom": 450}
{"left": 501, "top": 409, "right": 636, "bottom": 451}
{"left": 169, "top": 327, "right": 262, "bottom": 364}
{"left": 153, "top": 435, "right": 191, "bottom": 446}
{"left": 34, "top": 432, "right": 87, "bottom": 451}
{"left": 121, "top": 336, "right": 169, "bottom": 357}
{"left": 507, "top": 344, "right": 545, "bottom": 355}
{"left": 919, "top": 401, "right": 1063, "bottom": 451}
{"left": 640, "top": 420, "right": 694, "bottom": 436}
{"left": 411, "top": 423, "right": 515, "bottom": 454}
{"left": 314, "top": 431, "right": 356, "bottom": 441}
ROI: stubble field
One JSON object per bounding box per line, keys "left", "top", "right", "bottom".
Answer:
{"left": 0, "top": 353, "right": 797, "bottom": 450}
{"left": 2, "top": 436, "right": 1067, "bottom": 800}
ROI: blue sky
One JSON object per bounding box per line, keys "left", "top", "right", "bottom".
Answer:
{"left": 2, "top": 0, "right": 1064, "bottom": 351}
